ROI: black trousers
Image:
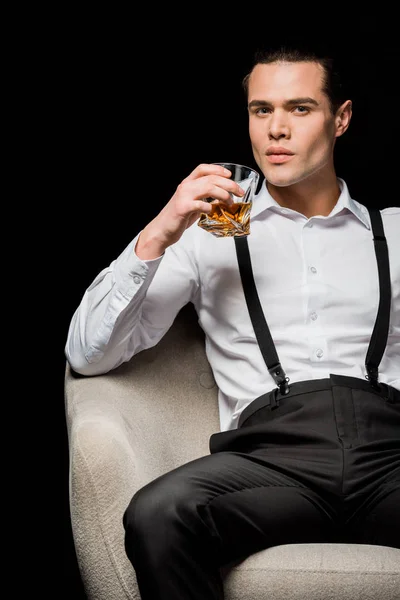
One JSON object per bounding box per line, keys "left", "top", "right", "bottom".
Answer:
{"left": 123, "top": 376, "right": 400, "bottom": 600}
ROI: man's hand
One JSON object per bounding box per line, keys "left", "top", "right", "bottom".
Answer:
{"left": 135, "top": 163, "right": 245, "bottom": 260}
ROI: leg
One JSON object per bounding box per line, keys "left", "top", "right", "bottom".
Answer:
{"left": 347, "top": 480, "right": 400, "bottom": 549}
{"left": 123, "top": 451, "right": 339, "bottom": 600}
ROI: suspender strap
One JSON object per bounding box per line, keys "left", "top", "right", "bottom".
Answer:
{"left": 365, "top": 207, "right": 392, "bottom": 386}
{"left": 234, "top": 235, "right": 290, "bottom": 394}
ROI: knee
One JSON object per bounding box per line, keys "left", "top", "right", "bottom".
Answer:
{"left": 124, "top": 479, "right": 166, "bottom": 537}
{"left": 123, "top": 473, "right": 197, "bottom": 544}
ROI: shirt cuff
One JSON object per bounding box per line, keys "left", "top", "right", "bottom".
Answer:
{"left": 114, "top": 233, "right": 164, "bottom": 299}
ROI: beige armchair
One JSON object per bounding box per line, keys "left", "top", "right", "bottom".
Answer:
{"left": 64, "top": 303, "right": 400, "bottom": 600}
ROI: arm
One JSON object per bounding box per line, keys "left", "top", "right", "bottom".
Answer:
{"left": 65, "top": 163, "right": 244, "bottom": 376}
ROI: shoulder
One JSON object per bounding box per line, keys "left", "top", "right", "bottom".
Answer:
{"left": 351, "top": 196, "right": 399, "bottom": 217}
{"left": 379, "top": 207, "right": 400, "bottom": 244}
{"left": 380, "top": 206, "right": 400, "bottom": 216}
{"left": 380, "top": 206, "right": 400, "bottom": 230}
{"left": 350, "top": 200, "right": 399, "bottom": 245}
{"left": 352, "top": 199, "right": 399, "bottom": 225}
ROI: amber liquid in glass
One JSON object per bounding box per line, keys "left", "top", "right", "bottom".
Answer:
{"left": 198, "top": 201, "right": 252, "bottom": 237}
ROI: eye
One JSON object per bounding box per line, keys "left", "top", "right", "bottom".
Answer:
{"left": 294, "top": 106, "right": 309, "bottom": 114}
{"left": 255, "top": 107, "right": 271, "bottom": 115}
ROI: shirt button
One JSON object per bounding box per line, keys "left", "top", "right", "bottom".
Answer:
{"left": 316, "top": 348, "right": 324, "bottom": 358}
{"left": 133, "top": 275, "right": 141, "bottom": 284}
{"left": 310, "top": 311, "right": 318, "bottom": 321}
{"left": 310, "top": 266, "right": 317, "bottom": 274}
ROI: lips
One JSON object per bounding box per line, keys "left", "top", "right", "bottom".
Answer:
{"left": 266, "top": 146, "right": 294, "bottom": 156}
{"left": 266, "top": 146, "right": 294, "bottom": 164}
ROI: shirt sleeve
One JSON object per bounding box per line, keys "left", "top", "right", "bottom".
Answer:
{"left": 65, "top": 227, "right": 200, "bottom": 376}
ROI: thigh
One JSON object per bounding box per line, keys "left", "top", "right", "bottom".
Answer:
{"left": 347, "top": 478, "right": 400, "bottom": 549}
{"left": 125, "top": 451, "right": 340, "bottom": 566}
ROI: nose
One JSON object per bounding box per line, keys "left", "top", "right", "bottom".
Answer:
{"left": 268, "top": 111, "right": 290, "bottom": 140}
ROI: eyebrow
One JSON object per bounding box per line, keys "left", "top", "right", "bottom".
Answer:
{"left": 248, "top": 97, "right": 319, "bottom": 110}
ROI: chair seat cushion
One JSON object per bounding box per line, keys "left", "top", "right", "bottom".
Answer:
{"left": 222, "top": 543, "right": 400, "bottom": 600}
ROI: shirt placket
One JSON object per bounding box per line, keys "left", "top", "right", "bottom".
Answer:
{"left": 302, "top": 219, "right": 327, "bottom": 365}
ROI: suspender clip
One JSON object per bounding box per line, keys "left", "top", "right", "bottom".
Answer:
{"left": 365, "top": 365, "right": 379, "bottom": 388}
{"left": 269, "top": 364, "right": 290, "bottom": 395}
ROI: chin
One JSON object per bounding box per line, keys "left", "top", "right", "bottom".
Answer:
{"left": 264, "top": 172, "right": 300, "bottom": 187}
{"left": 263, "top": 164, "right": 313, "bottom": 188}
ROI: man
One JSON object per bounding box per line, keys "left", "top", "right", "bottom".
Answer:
{"left": 65, "top": 45, "right": 400, "bottom": 599}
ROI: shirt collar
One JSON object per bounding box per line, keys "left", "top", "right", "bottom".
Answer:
{"left": 251, "top": 177, "right": 371, "bottom": 229}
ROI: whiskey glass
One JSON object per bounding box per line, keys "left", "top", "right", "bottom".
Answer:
{"left": 198, "top": 162, "right": 259, "bottom": 237}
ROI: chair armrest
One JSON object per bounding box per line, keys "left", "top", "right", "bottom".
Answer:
{"left": 65, "top": 368, "right": 140, "bottom": 599}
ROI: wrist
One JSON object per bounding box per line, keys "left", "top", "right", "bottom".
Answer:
{"left": 135, "top": 221, "right": 169, "bottom": 260}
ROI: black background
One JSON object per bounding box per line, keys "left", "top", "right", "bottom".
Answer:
{"left": 60, "top": 15, "right": 398, "bottom": 598}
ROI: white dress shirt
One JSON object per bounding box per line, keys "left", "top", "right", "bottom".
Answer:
{"left": 65, "top": 178, "right": 400, "bottom": 431}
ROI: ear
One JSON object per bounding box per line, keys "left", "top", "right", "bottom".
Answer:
{"left": 335, "top": 100, "right": 352, "bottom": 138}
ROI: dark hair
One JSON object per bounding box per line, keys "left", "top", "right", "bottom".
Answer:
{"left": 242, "top": 45, "right": 347, "bottom": 115}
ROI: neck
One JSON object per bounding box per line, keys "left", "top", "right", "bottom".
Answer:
{"left": 266, "top": 172, "right": 341, "bottom": 218}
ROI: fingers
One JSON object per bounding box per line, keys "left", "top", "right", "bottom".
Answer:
{"left": 187, "top": 163, "right": 231, "bottom": 181}
{"left": 192, "top": 199, "right": 214, "bottom": 214}
{"left": 185, "top": 163, "right": 245, "bottom": 204}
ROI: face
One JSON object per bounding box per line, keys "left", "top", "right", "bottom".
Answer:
{"left": 247, "top": 61, "right": 351, "bottom": 188}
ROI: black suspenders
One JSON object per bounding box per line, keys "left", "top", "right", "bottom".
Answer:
{"left": 234, "top": 235, "right": 291, "bottom": 395}
{"left": 234, "top": 208, "right": 391, "bottom": 394}
{"left": 366, "top": 208, "right": 392, "bottom": 386}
